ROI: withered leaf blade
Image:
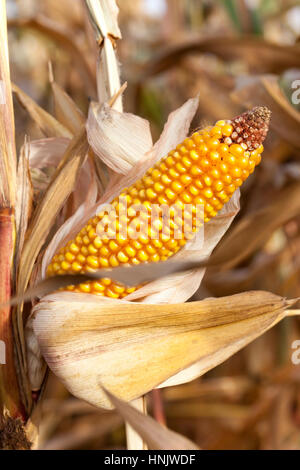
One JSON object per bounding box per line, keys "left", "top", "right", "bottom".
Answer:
{"left": 103, "top": 388, "right": 199, "bottom": 450}
{"left": 12, "top": 83, "right": 72, "bottom": 139}
{"left": 141, "top": 37, "right": 300, "bottom": 80}
{"left": 32, "top": 290, "right": 296, "bottom": 409}
{"left": 49, "top": 64, "right": 85, "bottom": 135}
{"left": 209, "top": 182, "right": 300, "bottom": 270}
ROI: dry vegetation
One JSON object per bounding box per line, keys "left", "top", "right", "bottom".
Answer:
{"left": 1, "top": 0, "right": 300, "bottom": 450}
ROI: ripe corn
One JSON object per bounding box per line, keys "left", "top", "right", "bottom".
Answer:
{"left": 47, "top": 106, "right": 271, "bottom": 298}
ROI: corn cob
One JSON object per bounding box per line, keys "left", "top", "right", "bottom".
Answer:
{"left": 47, "top": 106, "right": 270, "bottom": 298}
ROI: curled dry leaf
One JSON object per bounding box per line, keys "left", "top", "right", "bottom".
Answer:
{"left": 29, "top": 137, "right": 70, "bottom": 169}
{"left": 87, "top": 102, "right": 153, "bottom": 174}
{"left": 103, "top": 388, "right": 199, "bottom": 450}
{"left": 12, "top": 83, "right": 72, "bottom": 139}
{"left": 32, "top": 291, "right": 296, "bottom": 409}
{"left": 232, "top": 75, "right": 300, "bottom": 148}
{"left": 49, "top": 66, "right": 85, "bottom": 135}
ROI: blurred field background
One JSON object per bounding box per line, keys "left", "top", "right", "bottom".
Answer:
{"left": 6, "top": 0, "right": 300, "bottom": 449}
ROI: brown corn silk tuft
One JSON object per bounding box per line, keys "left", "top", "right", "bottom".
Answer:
{"left": 47, "top": 107, "right": 270, "bottom": 298}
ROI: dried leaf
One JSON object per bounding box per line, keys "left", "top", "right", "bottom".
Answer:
{"left": 28, "top": 137, "right": 70, "bottom": 169}
{"left": 16, "top": 129, "right": 89, "bottom": 380}
{"left": 12, "top": 83, "right": 72, "bottom": 139}
{"left": 87, "top": 102, "right": 153, "bottom": 174}
{"left": 209, "top": 182, "right": 300, "bottom": 270}
{"left": 15, "top": 140, "right": 33, "bottom": 277}
{"left": 104, "top": 388, "right": 199, "bottom": 450}
{"left": 232, "top": 75, "right": 300, "bottom": 148}
{"left": 141, "top": 37, "right": 300, "bottom": 80}
{"left": 49, "top": 65, "right": 85, "bottom": 134}
{"left": 32, "top": 290, "right": 296, "bottom": 409}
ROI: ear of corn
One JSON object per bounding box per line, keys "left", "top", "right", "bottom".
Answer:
{"left": 47, "top": 106, "right": 271, "bottom": 298}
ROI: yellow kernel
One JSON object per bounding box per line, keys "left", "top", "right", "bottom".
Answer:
{"left": 176, "top": 162, "right": 187, "bottom": 173}
{"left": 137, "top": 250, "right": 149, "bottom": 262}
{"left": 190, "top": 165, "right": 202, "bottom": 177}
{"left": 88, "top": 244, "right": 98, "bottom": 255}
{"left": 154, "top": 182, "right": 164, "bottom": 193}
{"left": 93, "top": 237, "right": 103, "bottom": 249}
{"left": 117, "top": 251, "right": 129, "bottom": 263}
{"left": 113, "top": 284, "right": 126, "bottom": 294}
{"left": 71, "top": 261, "right": 82, "bottom": 272}
{"left": 222, "top": 124, "right": 233, "bottom": 137}
{"left": 161, "top": 174, "right": 172, "bottom": 185}
{"left": 87, "top": 256, "right": 99, "bottom": 269}
{"left": 125, "top": 246, "right": 136, "bottom": 258}
{"left": 92, "top": 282, "right": 105, "bottom": 293}
{"left": 77, "top": 254, "right": 86, "bottom": 264}
{"left": 203, "top": 188, "right": 213, "bottom": 199}
{"left": 109, "top": 255, "right": 119, "bottom": 267}
{"left": 145, "top": 188, "right": 157, "bottom": 200}
{"left": 216, "top": 120, "right": 226, "bottom": 127}
{"left": 166, "top": 156, "right": 175, "bottom": 167}
{"left": 65, "top": 252, "right": 75, "bottom": 263}
{"left": 230, "top": 144, "right": 244, "bottom": 157}
{"left": 218, "top": 143, "right": 229, "bottom": 155}
{"left": 203, "top": 176, "right": 212, "bottom": 186}
{"left": 61, "top": 261, "right": 71, "bottom": 271}
{"left": 207, "top": 137, "right": 220, "bottom": 149}
{"left": 180, "top": 174, "right": 192, "bottom": 185}
{"left": 80, "top": 283, "right": 91, "bottom": 293}
{"left": 171, "top": 181, "right": 183, "bottom": 193}
{"left": 189, "top": 150, "right": 199, "bottom": 161}
{"left": 214, "top": 181, "right": 224, "bottom": 191}
{"left": 152, "top": 169, "right": 161, "bottom": 180}
{"left": 230, "top": 167, "right": 242, "bottom": 178}
{"left": 69, "top": 243, "right": 80, "bottom": 254}
{"left": 181, "top": 191, "right": 192, "bottom": 203}
{"left": 165, "top": 188, "right": 176, "bottom": 200}
{"left": 100, "top": 246, "right": 109, "bottom": 257}
{"left": 99, "top": 258, "right": 109, "bottom": 268}
{"left": 106, "top": 288, "right": 119, "bottom": 299}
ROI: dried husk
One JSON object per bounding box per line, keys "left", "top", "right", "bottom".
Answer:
{"left": 32, "top": 291, "right": 295, "bottom": 409}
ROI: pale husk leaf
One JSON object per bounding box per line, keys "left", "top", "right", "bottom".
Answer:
{"left": 87, "top": 102, "right": 153, "bottom": 174}
{"left": 32, "top": 291, "right": 291, "bottom": 409}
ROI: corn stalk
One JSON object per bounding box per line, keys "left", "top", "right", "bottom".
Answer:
{"left": 0, "top": 0, "right": 24, "bottom": 419}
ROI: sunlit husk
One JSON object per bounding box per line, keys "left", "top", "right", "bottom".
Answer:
{"left": 32, "top": 291, "right": 292, "bottom": 409}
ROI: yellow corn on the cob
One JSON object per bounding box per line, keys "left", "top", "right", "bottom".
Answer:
{"left": 47, "top": 106, "right": 270, "bottom": 298}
